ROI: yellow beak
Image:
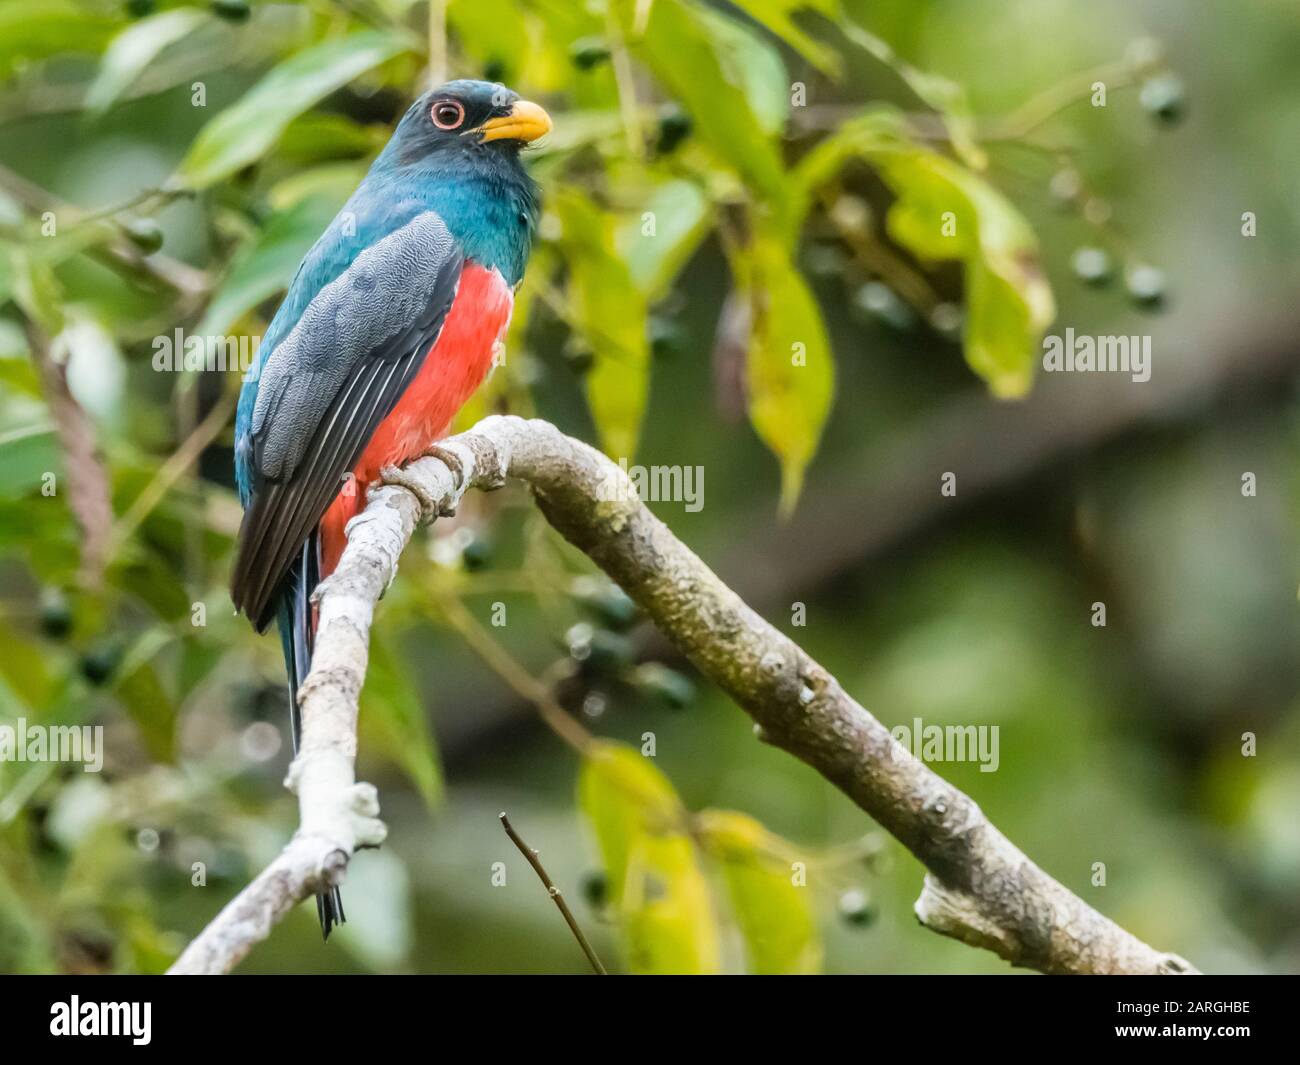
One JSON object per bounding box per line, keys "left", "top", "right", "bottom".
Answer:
{"left": 473, "top": 100, "right": 553, "bottom": 144}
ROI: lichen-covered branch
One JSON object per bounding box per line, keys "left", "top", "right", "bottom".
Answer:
{"left": 23, "top": 318, "right": 113, "bottom": 587}
{"left": 172, "top": 415, "right": 1197, "bottom": 974}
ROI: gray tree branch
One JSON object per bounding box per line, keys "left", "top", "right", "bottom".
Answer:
{"left": 170, "top": 414, "right": 1197, "bottom": 975}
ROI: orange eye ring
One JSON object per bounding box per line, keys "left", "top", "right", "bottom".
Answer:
{"left": 431, "top": 100, "right": 465, "bottom": 130}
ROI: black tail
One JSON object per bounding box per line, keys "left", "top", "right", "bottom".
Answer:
{"left": 279, "top": 531, "right": 346, "bottom": 940}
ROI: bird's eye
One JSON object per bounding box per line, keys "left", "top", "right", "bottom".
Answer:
{"left": 431, "top": 100, "right": 465, "bottom": 130}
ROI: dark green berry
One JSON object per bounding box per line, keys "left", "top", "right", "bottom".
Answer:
{"left": 804, "top": 243, "right": 846, "bottom": 279}
{"left": 854, "top": 281, "right": 916, "bottom": 333}
{"left": 655, "top": 105, "right": 692, "bottom": 156}
{"left": 460, "top": 535, "right": 493, "bottom": 572}
{"left": 122, "top": 218, "right": 163, "bottom": 254}
{"left": 1139, "top": 74, "right": 1186, "bottom": 126}
{"left": 211, "top": 0, "right": 251, "bottom": 22}
{"left": 564, "top": 338, "right": 594, "bottom": 375}
{"left": 569, "top": 37, "right": 611, "bottom": 71}
{"left": 565, "top": 622, "right": 594, "bottom": 661}
{"left": 1071, "top": 246, "right": 1113, "bottom": 287}
{"left": 574, "top": 580, "right": 639, "bottom": 631}
{"left": 79, "top": 644, "right": 122, "bottom": 686}
{"left": 580, "top": 870, "right": 608, "bottom": 909}
{"left": 38, "top": 587, "right": 73, "bottom": 640}
{"left": 584, "top": 630, "right": 635, "bottom": 674}
{"left": 837, "top": 888, "right": 876, "bottom": 928}
{"left": 634, "top": 663, "right": 696, "bottom": 709}
{"left": 649, "top": 316, "right": 687, "bottom": 361}
{"left": 1125, "top": 264, "right": 1167, "bottom": 309}
{"left": 928, "top": 302, "right": 963, "bottom": 341}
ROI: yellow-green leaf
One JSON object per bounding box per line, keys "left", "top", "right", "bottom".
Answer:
{"left": 0, "top": 2, "right": 119, "bottom": 81}
{"left": 791, "top": 111, "right": 1054, "bottom": 398}
{"left": 876, "top": 150, "right": 1054, "bottom": 397}
{"left": 112, "top": 629, "right": 176, "bottom": 763}
{"left": 8, "top": 248, "right": 65, "bottom": 334}
{"left": 578, "top": 741, "right": 720, "bottom": 974}
{"left": 787, "top": 106, "right": 911, "bottom": 238}
{"left": 616, "top": 0, "right": 787, "bottom": 206}
{"left": 617, "top": 179, "right": 710, "bottom": 300}
{"left": 556, "top": 192, "right": 650, "bottom": 461}
{"left": 728, "top": 0, "right": 842, "bottom": 75}
{"left": 85, "top": 9, "right": 210, "bottom": 117}
{"left": 733, "top": 233, "right": 835, "bottom": 512}
{"left": 697, "top": 810, "right": 822, "bottom": 974}
{"left": 175, "top": 31, "right": 413, "bottom": 189}
{"left": 695, "top": 6, "right": 789, "bottom": 136}
{"left": 839, "top": 20, "right": 986, "bottom": 169}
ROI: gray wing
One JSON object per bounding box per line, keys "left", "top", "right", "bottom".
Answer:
{"left": 231, "top": 211, "right": 463, "bottom": 630}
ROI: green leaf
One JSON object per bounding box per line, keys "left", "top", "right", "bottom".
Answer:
{"left": 175, "top": 30, "right": 413, "bottom": 189}
{"left": 727, "top": 0, "right": 842, "bottom": 75}
{"left": 733, "top": 233, "right": 835, "bottom": 511}
{"left": 839, "top": 19, "right": 987, "bottom": 169}
{"left": 790, "top": 111, "right": 1054, "bottom": 397}
{"left": 695, "top": 6, "right": 789, "bottom": 135}
{"left": 876, "top": 150, "right": 1054, "bottom": 397}
{"left": 112, "top": 629, "right": 177, "bottom": 763}
{"left": 0, "top": 2, "right": 119, "bottom": 81}
{"left": 964, "top": 256, "right": 1054, "bottom": 400}
{"left": 0, "top": 425, "right": 58, "bottom": 501}
{"left": 0, "top": 620, "right": 54, "bottom": 709}
{"left": 276, "top": 112, "right": 387, "bottom": 166}
{"left": 556, "top": 191, "right": 650, "bottom": 461}
{"left": 578, "top": 741, "right": 721, "bottom": 974}
{"left": 267, "top": 161, "right": 367, "bottom": 213}
{"left": 84, "top": 9, "right": 210, "bottom": 116}
{"left": 787, "top": 106, "right": 910, "bottom": 236}
{"left": 359, "top": 633, "right": 443, "bottom": 812}
{"left": 447, "top": 0, "right": 530, "bottom": 82}
{"left": 195, "top": 182, "right": 353, "bottom": 338}
{"left": 617, "top": 0, "right": 787, "bottom": 205}
{"left": 697, "top": 810, "right": 822, "bottom": 974}
{"left": 7, "top": 247, "right": 65, "bottom": 334}
{"left": 617, "top": 179, "right": 709, "bottom": 299}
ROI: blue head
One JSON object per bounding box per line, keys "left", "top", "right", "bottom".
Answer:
{"left": 371, "top": 79, "right": 550, "bottom": 286}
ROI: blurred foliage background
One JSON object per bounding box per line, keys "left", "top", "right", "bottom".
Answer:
{"left": 1, "top": 0, "right": 1298, "bottom": 974}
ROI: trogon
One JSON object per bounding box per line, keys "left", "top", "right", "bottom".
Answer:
{"left": 230, "top": 80, "right": 550, "bottom": 937}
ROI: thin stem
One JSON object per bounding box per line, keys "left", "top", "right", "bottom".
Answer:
{"left": 605, "top": 6, "right": 644, "bottom": 157}
{"left": 817, "top": 184, "right": 940, "bottom": 314}
{"left": 0, "top": 163, "right": 208, "bottom": 301}
{"left": 104, "top": 388, "right": 236, "bottom": 563}
{"left": 499, "top": 812, "right": 607, "bottom": 975}
{"left": 75, "top": 184, "right": 190, "bottom": 227}
{"left": 981, "top": 61, "right": 1135, "bottom": 141}
{"left": 435, "top": 592, "right": 594, "bottom": 753}
{"left": 427, "top": 0, "right": 447, "bottom": 87}
{"left": 23, "top": 317, "right": 113, "bottom": 588}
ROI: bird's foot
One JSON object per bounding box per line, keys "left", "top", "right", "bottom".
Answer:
{"left": 379, "top": 442, "right": 465, "bottom": 522}
{"left": 419, "top": 443, "right": 465, "bottom": 517}
{"left": 421, "top": 443, "right": 464, "bottom": 488}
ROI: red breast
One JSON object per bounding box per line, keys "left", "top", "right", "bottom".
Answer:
{"left": 318, "top": 262, "right": 513, "bottom": 577}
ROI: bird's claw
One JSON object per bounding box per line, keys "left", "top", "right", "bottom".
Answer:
{"left": 421, "top": 443, "right": 464, "bottom": 486}
{"left": 419, "top": 443, "right": 464, "bottom": 517}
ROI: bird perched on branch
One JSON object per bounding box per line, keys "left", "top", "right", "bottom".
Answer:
{"left": 230, "top": 80, "right": 550, "bottom": 937}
